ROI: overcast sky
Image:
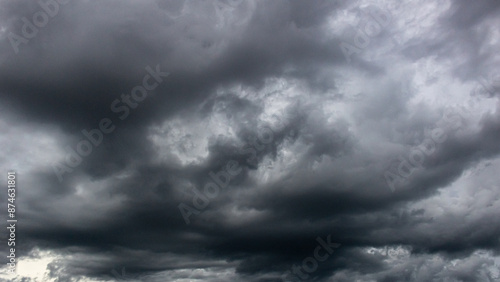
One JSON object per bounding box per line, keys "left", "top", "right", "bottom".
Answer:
{"left": 0, "top": 0, "right": 500, "bottom": 281}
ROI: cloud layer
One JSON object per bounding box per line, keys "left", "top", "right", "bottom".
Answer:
{"left": 0, "top": 0, "right": 500, "bottom": 281}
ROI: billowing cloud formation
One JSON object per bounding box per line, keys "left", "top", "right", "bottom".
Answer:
{"left": 0, "top": 0, "right": 500, "bottom": 281}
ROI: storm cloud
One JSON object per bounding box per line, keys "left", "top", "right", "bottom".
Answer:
{"left": 1, "top": 0, "right": 500, "bottom": 281}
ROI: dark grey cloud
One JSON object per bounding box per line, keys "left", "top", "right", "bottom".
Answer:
{"left": 1, "top": 0, "right": 500, "bottom": 281}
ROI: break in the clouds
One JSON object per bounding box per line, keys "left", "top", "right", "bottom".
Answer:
{"left": 0, "top": 0, "right": 500, "bottom": 281}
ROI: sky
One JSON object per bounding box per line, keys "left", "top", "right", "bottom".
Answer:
{"left": 0, "top": 0, "right": 500, "bottom": 281}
